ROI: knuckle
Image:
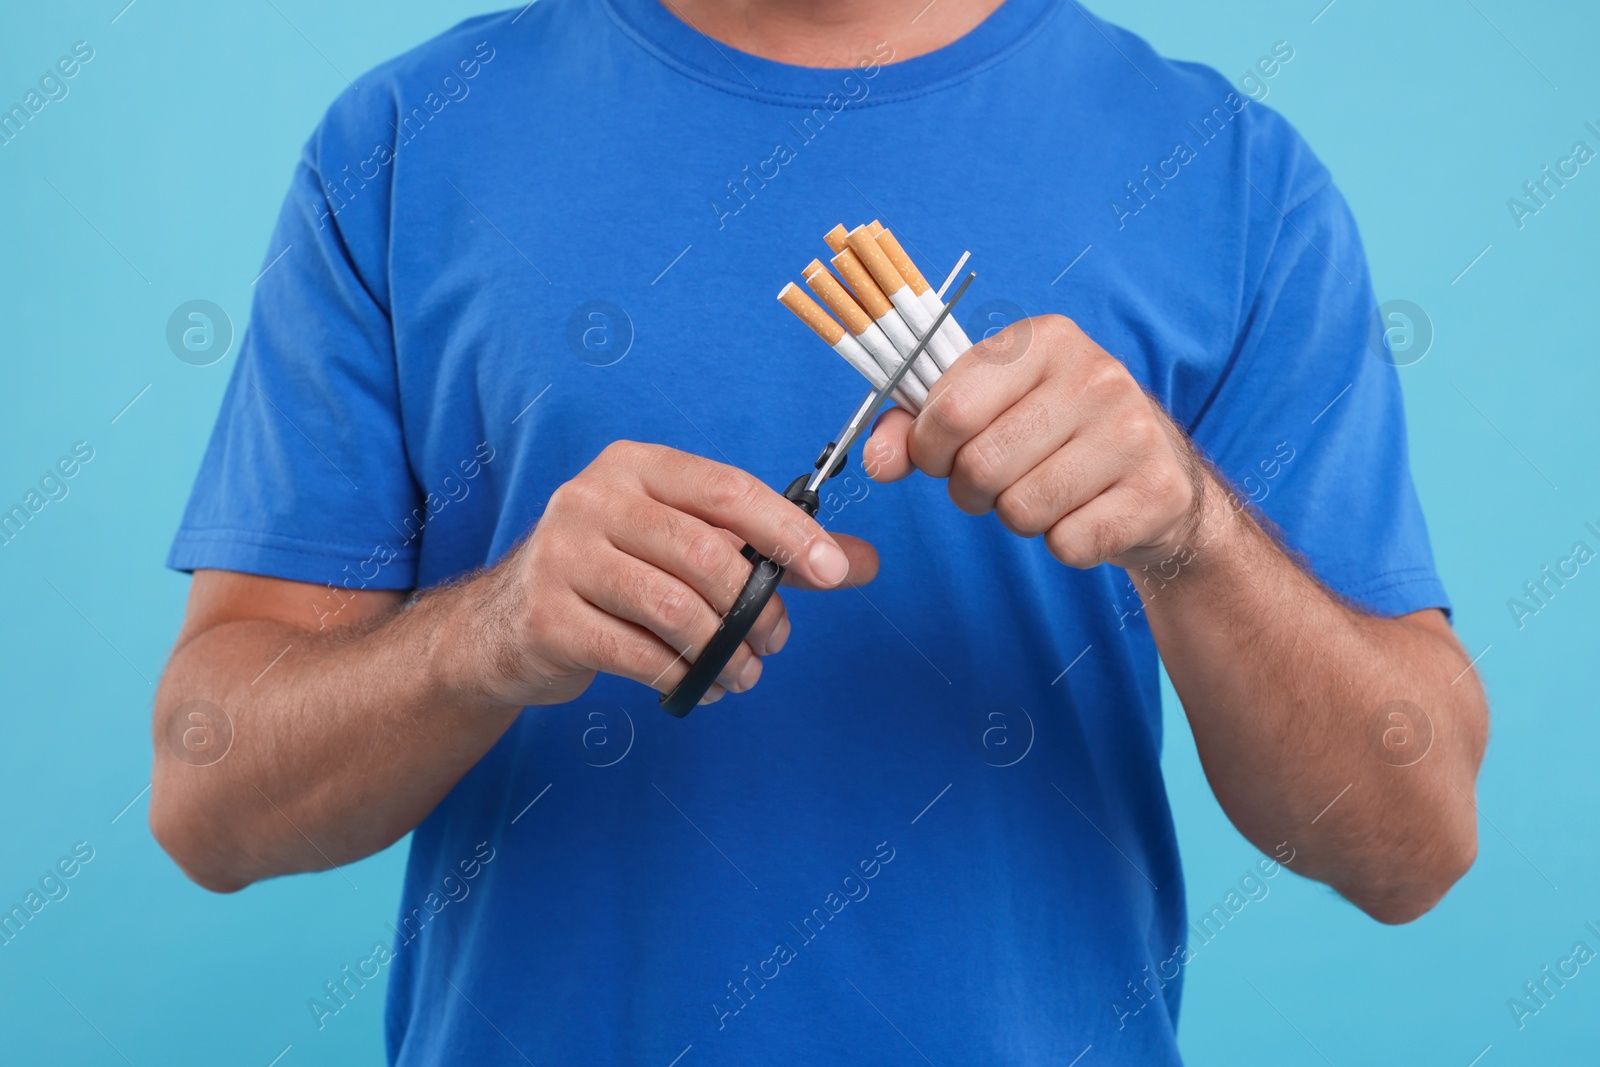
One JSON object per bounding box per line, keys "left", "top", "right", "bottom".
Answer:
{"left": 1038, "top": 312, "right": 1078, "bottom": 342}
{"left": 1129, "top": 412, "right": 1165, "bottom": 452}
{"left": 1045, "top": 524, "right": 1092, "bottom": 568}
{"left": 702, "top": 468, "right": 760, "bottom": 512}
{"left": 925, "top": 384, "right": 983, "bottom": 441}
{"left": 599, "top": 439, "right": 641, "bottom": 466}
{"left": 1142, "top": 463, "right": 1183, "bottom": 504}
{"left": 683, "top": 529, "right": 730, "bottom": 585}
{"left": 1086, "top": 360, "right": 1126, "bottom": 397}
{"left": 546, "top": 478, "right": 590, "bottom": 516}
{"left": 1047, "top": 518, "right": 1126, "bottom": 568}
{"left": 995, "top": 485, "right": 1043, "bottom": 536}
{"left": 952, "top": 437, "right": 1006, "bottom": 492}
{"left": 652, "top": 579, "right": 698, "bottom": 634}
{"left": 527, "top": 522, "right": 576, "bottom": 572}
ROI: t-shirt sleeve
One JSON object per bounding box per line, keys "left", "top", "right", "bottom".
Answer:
{"left": 1187, "top": 172, "right": 1449, "bottom": 619}
{"left": 167, "top": 92, "right": 421, "bottom": 591}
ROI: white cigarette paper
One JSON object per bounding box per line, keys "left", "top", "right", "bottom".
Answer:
{"left": 848, "top": 227, "right": 963, "bottom": 374}
{"left": 791, "top": 223, "right": 976, "bottom": 415}
{"left": 803, "top": 262, "right": 930, "bottom": 409}
{"left": 830, "top": 246, "right": 942, "bottom": 392}
{"left": 777, "top": 283, "right": 918, "bottom": 411}
{"left": 872, "top": 227, "right": 975, "bottom": 360}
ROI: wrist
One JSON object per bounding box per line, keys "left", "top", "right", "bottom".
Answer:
{"left": 1124, "top": 464, "right": 1247, "bottom": 603}
{"left": 420, "top": 568, "right": 532, "bottom": 714}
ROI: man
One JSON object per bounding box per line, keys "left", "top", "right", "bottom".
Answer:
{"left": 152, "top": 0, "right": 1488, "bottom": 1062}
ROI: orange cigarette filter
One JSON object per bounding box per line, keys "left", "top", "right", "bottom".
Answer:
{"left": 829, "top": 248, "right": 894, "bottom": 319}
{"left": 802, "top": 260, "right": 872, "bottom": 335}
{"left": 777, "top": 282, "right": 845, "bottom": 346}
{"left": 823, "top": 224, "right": 851, "bottom": 254}
{"left": 847, "top": 225, "right": 908, "bottom": 297}
{"left": 874, "top": 228, "right": 930, "bottom": 296}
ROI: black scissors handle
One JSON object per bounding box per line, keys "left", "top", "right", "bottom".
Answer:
{"left": 658, "top": 473, "right": 821, "bottom": 717}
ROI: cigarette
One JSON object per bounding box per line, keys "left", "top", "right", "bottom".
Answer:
{"left": 823, "top": 224, "right": 851, "bottom": 254}
{"left": 874, "top": 227, "right": 975, "bottom": 359}
{"left": 829, "top": 247, "right": 939, "bottom": 394}
{"left": 803, "top": 260, "right": 930, "bottom": 409}
{"left": 777, "top": 283, "right": 917, "bottom": 411}
{"left": 847, "top": 226, "right": 963, "bottom": 374}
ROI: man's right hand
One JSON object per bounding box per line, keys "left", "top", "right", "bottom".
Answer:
{"left": 151, "top": 440, "right": 879, "bottom": 891}
{"left": 461, "top": 441, "right": 879, "bottom": 709}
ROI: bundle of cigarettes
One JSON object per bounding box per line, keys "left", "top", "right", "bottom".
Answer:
{"left": 778, "top": 222, "right": 974, "bottom": 416}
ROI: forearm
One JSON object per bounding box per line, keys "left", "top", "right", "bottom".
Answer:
{"left": 150, "top": 580, "right": 521, "bottom": 893}
{"left": 860, "top": 313, "right": 1484, "bottom": 919}
{"left": 152, "top": 443, "right": 871, "bottom": 894}
{"left": 1139, "top": 471, "right": 1487, "bottom": 922}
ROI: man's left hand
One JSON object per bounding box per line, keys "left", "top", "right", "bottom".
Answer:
{"left": 863, "top": 314, "right": 1208, "bottom": 570}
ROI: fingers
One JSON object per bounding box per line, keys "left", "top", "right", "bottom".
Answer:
{"left": 909, "top": 320, "right": 1051, "bottom": 478}
{"left": 530, "top": 441, "right": 894, "bottom": 706}
{"left": 945, "top": 389, "right": 1078, "bottom": 515}
{"left": 744, "top": 589, "right": 790, "bottom": 658}
{"left": 1041, "top": 472, "right": 1194, "bottom": 570}
{"left": 619, "top": 443, "right": 853, "bottom": 588}
{"left": 538, "top": 595, "right": 708, "bottom": 696}
{"left": 863, "top": 408, "right": 915, "bottom": 483}
{"left": 570, "top": 551, "right": 768, "bottom": 693}
{"left": 1042, "top": 485, "right": 1152, "bottom": 569}
{"left": 784, "top": 532, "right": 880, "bottom": 590}
{"left": 603, "top": 488, "right": 871, "bottom": 597}
{"left": 992, "top": 438, "right": 1123, "bottom": 538}
{"left": 604, "top": 500, "right": 760, "bottom": 615}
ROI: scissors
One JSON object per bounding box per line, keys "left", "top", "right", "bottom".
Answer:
{"left": 659, "top": 270, "right": 976, "bottom": 717}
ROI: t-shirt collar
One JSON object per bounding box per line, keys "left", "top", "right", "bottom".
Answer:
{"left": 598, "top": 0, "right": 1063, "bottom": 106}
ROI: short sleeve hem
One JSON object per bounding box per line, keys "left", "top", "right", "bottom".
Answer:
{"left": 1336, "top": 567, "right": 1451, "bottom": 620}
{"left": 167, "top": 526, "right": 418, "bottom": 591}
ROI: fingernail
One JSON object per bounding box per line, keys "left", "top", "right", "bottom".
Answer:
{"left": 737, "top": 657, "right": 763, "bottom": 691}
{"left": 808, "top": 540, "right": 849, "bottom": 586}
{"left": 766, "top": 615, "right": 791, "bottom": 655}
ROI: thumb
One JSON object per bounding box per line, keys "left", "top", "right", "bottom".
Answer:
{"left": 862, "top": 407, "right": 915, "bottom": 483}
{"left": 783, "top": 532, "right": 879, "bottom": 590}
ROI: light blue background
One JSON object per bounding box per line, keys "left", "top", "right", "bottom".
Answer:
{"left": 1, "top": 1, "right": 1594, "bottom": 1063}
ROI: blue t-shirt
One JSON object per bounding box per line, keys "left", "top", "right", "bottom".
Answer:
{"left": 170, "top": 1, "right": 1448, "bottom": 1062}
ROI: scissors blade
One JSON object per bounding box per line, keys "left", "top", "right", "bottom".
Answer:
{"left": 809, "top": 270, "right": 976, "bottom": 491}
